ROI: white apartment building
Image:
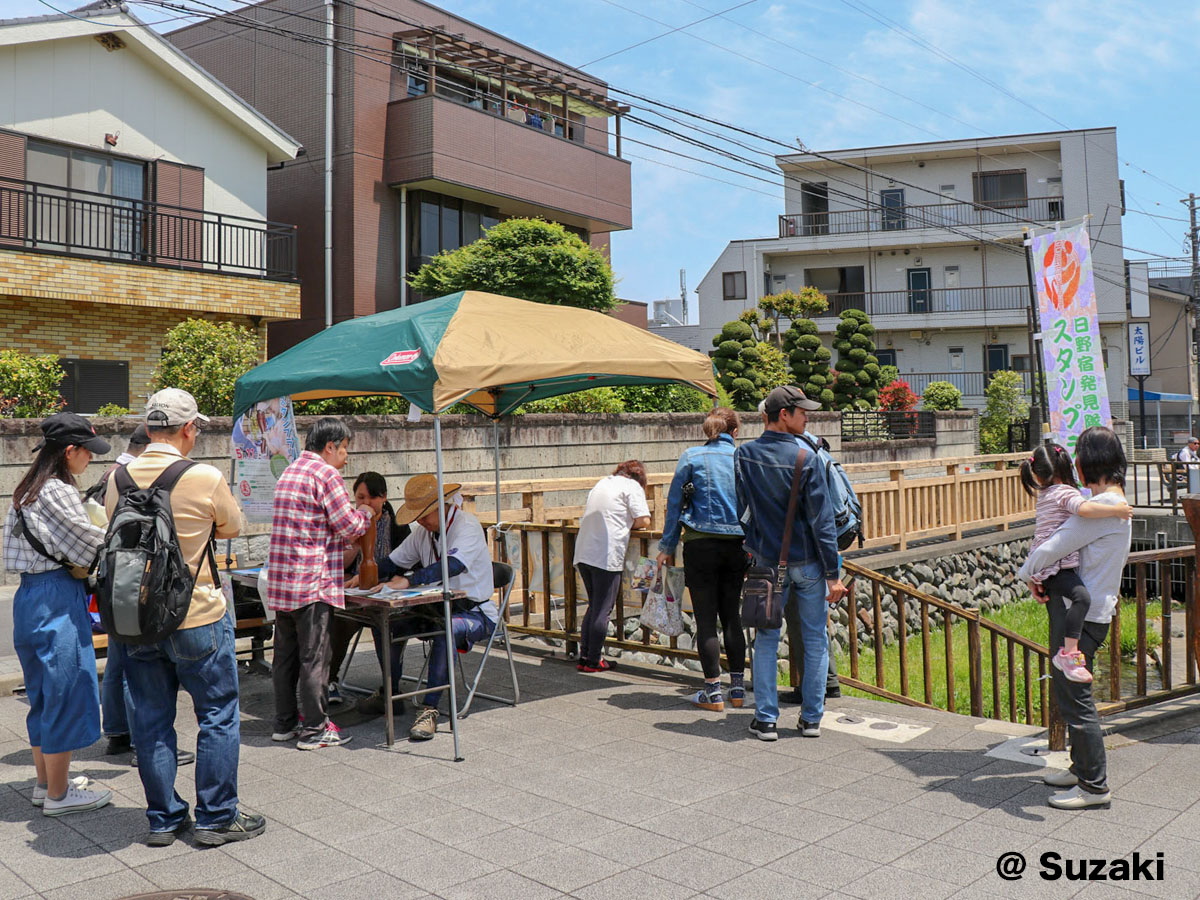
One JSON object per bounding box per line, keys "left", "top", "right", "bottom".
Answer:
{"left": 695, "top": 128, "right": 1130, "bottom": 410}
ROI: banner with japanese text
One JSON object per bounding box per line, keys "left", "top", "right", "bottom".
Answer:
{"left": 232, "top": 395, "right": 301, "bottom": 524}
{"left": 1032, "top": 223, "right": 1111, "bottom": 452}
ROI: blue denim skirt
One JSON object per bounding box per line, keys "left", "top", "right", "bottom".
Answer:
{"left": 13, "top": 568, "right": 101, "bottom": 754}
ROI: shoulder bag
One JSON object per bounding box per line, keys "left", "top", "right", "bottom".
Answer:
{"left": 740, "top": 446, "right": 806, "bottom": 630}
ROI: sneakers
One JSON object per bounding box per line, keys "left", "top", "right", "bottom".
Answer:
{"left": 327, "top": 682, "right": 343, "bottom": 705}
{"left": 410, "top": 706, "right": 438, "bottom": 741}
{"left": 31, "top": 776, "right": 89, "bottom": 807}
{"left": 104, "top": 734, "right": 132, "bottom": 755}
{"left": 147, "top": 815, "right": 193, "bottom": 847}
{"left": 357, "top": 689, "right": 403, "bottom": 718}
{"left": 578, "top": 659, "right": 618, "bottom": 673}
{"left": 296, "top": 722, "right": 352, "bottom": 751}
{"left": 1043, "top": 768, "right": 1078, "bottom": 787}
{"left": 729, "top": 685, "right": 745, "bottom": 708}
{"left": 131, "top": 749, "right": 195, "bottom": 768}
{"left": 749, "top": 719, "right": 778, "bottom": 741}
{"left": 194, "top": 810, "right": 267, "bottom": 846}
{"left": 690, "top": 686, "right": 724, "bottom": 712}
{"left": 271, "top": 727, "right": 301, "bottom": 742}
{"left": 799, "top": 719, "right": 821, "bottom": 738}
{"left": 1048, "top": 786, "right": 1111, "bottom": 810}
{"left": 42, "top": 783, "right": 113, "bottom": 817}
{"left": 1053, "top": 648, "right": 1093, "bottom": 683}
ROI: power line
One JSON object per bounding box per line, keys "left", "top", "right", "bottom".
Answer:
{"left": 579, "top": 0, "right": 757, "bottom": 67}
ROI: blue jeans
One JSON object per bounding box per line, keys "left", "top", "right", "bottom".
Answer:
{"left": 752, "top": 561, "right": 828, "bottom": 725}
{"left": 391, "top": 607, "right": 493, "bottom": 711}
{"left": 101, "top": 640, "right": 135, "bottom": 738}
{"left": 124, "top": 606, "right": 241, "bottom": 831}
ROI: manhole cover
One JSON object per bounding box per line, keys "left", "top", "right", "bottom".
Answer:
{"left": 836, "top": 715, "right": 865, "bottom": 725}
{"left": 868, "top": 721, "right": 899, "bottom": 730}
{"left": 116, "top": 892, "right": 256, "bottom": 900}
{"left": 1020, "top": 746, "right": 1054, "bottom": 757}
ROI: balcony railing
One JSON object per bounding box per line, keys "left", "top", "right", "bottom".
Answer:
{"left": 818, "top": 284, "right": 1029, "bottom": 318}
{"left": 0, "top": 177, "right": 297, "bottom": 281}
{"left": 897, "top": 371, "right": 1033, "bottom": 398}
{"left": 779, "top": 196, "right": 1064, "bottom": 238}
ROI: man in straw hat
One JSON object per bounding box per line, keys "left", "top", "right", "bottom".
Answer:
{"left": 379, "top": 473, "right": 495, "bottom": 741}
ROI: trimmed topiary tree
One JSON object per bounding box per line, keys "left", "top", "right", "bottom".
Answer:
{"left": 712, "top": 320, "right": 771, "bottom": 410}
{"left": 922, "top": 380, "right": 963, "bottom": 411}
{"left": 831, "top": 309, "right": 881, "bottom": 411}
{"left": 782, "top": 319, "right": 834, "bottom": 409}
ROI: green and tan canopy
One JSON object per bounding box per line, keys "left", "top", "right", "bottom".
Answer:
{"left": 233, "top": 291, "right": 717, "bottom": 418}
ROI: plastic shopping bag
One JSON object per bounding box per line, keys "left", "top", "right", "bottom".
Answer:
{"left": 641, "top": 565, "right": 685, "bottom": 638}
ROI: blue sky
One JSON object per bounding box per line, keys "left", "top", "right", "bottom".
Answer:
{"left": 15, "top": 0, "right": 1200, "bottom": 310}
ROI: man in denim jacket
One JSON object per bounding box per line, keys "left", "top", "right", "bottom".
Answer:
{"left": 735, "top": 386, "right": 846, "bottom": 740}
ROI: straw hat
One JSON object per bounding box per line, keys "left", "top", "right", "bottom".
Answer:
{"left": 396, "top": 473, "right": 462, "bottom": 525}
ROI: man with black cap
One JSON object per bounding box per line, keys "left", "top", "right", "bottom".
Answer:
{"left": 734, "top": 385, "right": 846, "bottom": 741}
{"left": 107, "top": 388, "right": 256, "bottom": 846}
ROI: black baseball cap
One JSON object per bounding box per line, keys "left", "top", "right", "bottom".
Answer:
{"left": 128, "top": 423, "right": 151, "bottom": 447}
{"left": 33, "top": 412, "right": 112, "bottom": 454}
{"left": 763, "top": 385, "right": 821, "bottom": 415}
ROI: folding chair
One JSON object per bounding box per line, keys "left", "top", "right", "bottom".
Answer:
{"left": 413, "top": 561, "right": 521, "bottom": 718}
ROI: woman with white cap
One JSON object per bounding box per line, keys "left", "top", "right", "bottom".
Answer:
{"left": 2, "top": 412, "right": 115, "bottom": 816}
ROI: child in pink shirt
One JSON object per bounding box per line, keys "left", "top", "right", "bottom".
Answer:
{"left": 1020, "top": 443, "right": 1132, "bottom": 682}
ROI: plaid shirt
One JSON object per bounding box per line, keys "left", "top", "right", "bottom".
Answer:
{"left": 3, "top": 478, "right": 106, "bottom": 574}
{"left": 265, "top": 451, "right": 370, "bottom": 612}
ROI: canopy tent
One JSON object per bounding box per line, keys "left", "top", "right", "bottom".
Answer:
{"left": 232, "top": 291, "right": 718, "bottom": 759}
{"left": 232, "top": 290, "right": 717, "bottom": 419}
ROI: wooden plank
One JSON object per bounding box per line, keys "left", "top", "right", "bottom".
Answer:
{"left": 872, "top": 580, "right": 885, "bottom": 687}
{"left": 989, "top": 630, "right": 1000, "bottom": 719}
{"left": 897, "top": 592, "right": 909, "bottom": 699}
{"left": 839, "top": 676, "right": 941, "bottom": 710}
{"left": 944, "top": 608, "right": 955, "bottom": 714}
{"left": 848, "top": 578, "right": 860, "bottom": 681}
{"left": 1188, "top": 558, "right": 1196, "bottom": 685}
{"left": 1136, "top": 564, "right": 1147, "bottom": 697}
{"left": 921, "top": 601, "right": 933, "bottom": 705}
{"left": 967, "top": 618, "right": 983, "bottom": 717}
{"left": 1161, "top": 559, "right": 1173, "bottom": 691}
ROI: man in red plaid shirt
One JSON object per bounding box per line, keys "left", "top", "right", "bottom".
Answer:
{"left": 266, "top": 418, "right": 372, "bottom": 750}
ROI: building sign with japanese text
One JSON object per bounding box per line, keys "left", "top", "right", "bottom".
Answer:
{"left": 1031, "top": 223, "right": 1111, "bottom": 452}
{"left": 1128, "top": 322, "right": 1150, "bottom": 376}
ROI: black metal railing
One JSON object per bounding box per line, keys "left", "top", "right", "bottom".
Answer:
{"left": 819, "top": 284, "right": 1028, "bottom": 318}
{"left": 1125, "top": 460, "right": 1200, "bottom": 515}
{"left": 0, "top": 177, "right": 297, "bottom": 280}
{"left": 842, "top": 409, "right": 936, "bottom": 442}
{"left": 779, "top": 196, "right": 1064, "bottom": 238}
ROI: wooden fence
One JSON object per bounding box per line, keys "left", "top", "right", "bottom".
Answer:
{"left": 462, "top": 451, "right": 1035, "bottom": 554}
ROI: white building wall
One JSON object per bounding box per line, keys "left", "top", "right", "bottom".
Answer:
{"left": 0, "top": 35, "right": 268, "bottom": 220}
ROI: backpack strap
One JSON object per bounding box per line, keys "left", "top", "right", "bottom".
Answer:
{"left": 12, "top": 506, "right": 71, "bottom": 568}
{"left": 777, "top": 445, "right": 807, "bottom": 569}
{"left": 149, "top": 458, "right": 198, "bottom": 492}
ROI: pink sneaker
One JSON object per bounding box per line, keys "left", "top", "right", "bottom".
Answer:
{"left": 1053, "top": 648, "right": 1093, "bottom": 683}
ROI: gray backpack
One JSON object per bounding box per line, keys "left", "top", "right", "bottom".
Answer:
{"left": 95, "top": 460, "right": 218, "bottom": 645}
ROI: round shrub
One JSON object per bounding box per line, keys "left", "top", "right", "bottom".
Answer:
{"left": 923, "top": 380, "right": 963, "bottom": 411}
{"left": 849, "top": 348, "right": 868, "bottom": 364}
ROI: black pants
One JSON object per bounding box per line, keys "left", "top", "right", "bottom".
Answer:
{"left": 1046, "top": 590, "right": 1109, "bottom": 794}
{"left": 683, "top": 539, "right": 747, "bottom": 679}
{"left": 578, "top": 563, "right": 623, "bottom": 666}
{"left": 272, "top": 601, "right": 333, "bottom": 735}
{"left": 1045, "top": 568, "right": 1091, "bottom": 642}
{"left": 327, "top": 616, "right": 361, "bottom": 687}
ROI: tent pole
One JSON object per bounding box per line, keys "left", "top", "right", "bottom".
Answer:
{"left": 493, "top": 417, "right": 502, "bottom": 532}
{"left": 433, "top": 415, "right": 462, "bottom": 761}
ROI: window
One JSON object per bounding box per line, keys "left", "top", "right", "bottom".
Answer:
{"left": 1047, "top": 176, "right": 1063, "bottom": 220}
{"left": 972, "top": 169, "right": 1027, "bottom": 209}
{"left": 875, "top": 349, "right": 897, "bottom": 367}
{"left": 722, "top": 271, "right": 747, "bottom": 301}
{"left": 405, "top": 190, "right": 501, "bottom": 303}
{"left": 880, "top": 188, "right": 905, "bottom": 231}
{"left": 59, "top": 359, "right": 129, "bottom": 414}
{"left": 800, "top": 182, "right": 828, "bottom": 236}
{"left": 1011, "top": 354, "right": 1030, "bottom": 371}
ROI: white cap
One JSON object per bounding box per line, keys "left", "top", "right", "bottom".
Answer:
{"left": 145, "top": 388, "right": 210, "bottom": 427}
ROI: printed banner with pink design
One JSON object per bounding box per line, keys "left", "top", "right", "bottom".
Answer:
{"left": 1032, "top": 223, "right": 1111, "bottom": 452}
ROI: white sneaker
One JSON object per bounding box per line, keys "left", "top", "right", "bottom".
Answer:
{"left": 1048, "top": 785, "right": 1111, "bottom": 810}
{"left": 42, "top": 784, "right": 113, "bottom": 817}
{"left": 1043, "top": 768, "right": 1078, "bottom": 788}
{"left": 271, "top": 728, "right": 301, "bottom": 742}
{"left": 32, "top": 775, "right": 88, "bottom": 807}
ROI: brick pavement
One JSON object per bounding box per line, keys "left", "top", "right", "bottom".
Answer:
{"left": 0, "top": 643, "right": 1198, "bottom": 900}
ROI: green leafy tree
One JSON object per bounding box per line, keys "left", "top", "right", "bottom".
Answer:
{"left": 151, "top": 319, "right": 262, "bottom": 417}
{"left": 878, "top": 364, "right": 899, "bottom": 388}
{"left": 293, "top": 395, "right": 410, "bottom": 416}
{"left": 408, "top": 218, "right": 616, "bottom": 312}
{"left": 712, "top": 320, "right": 772, "bottom": 410}
{"left": 610, "top": 384, "right": 711, "bottom": 412}
{"left": 737, "top": 308, "right": 771, "bottom": 343}
{"left": 759, "top": 287, "right": 829, "bottom": 345}
{"left": 831, "top": 309, "right": 881, "bottom": 411}
{"left": 521, "top": 387, "right": 624, "bottom": 413}
{"left": 782, "top": 319, "right": 833, "bottom": 409}
{"left": 96, "top": 403, "right": 133, "bottom": 417}
{"left": 979, "top": 370, "right": 1029, "bottom": 453}
{"left": 922, "top": 381, "right": 963, "bottom": 411}
{"left": 0, "top": 350, "right": 65, "bottom": 418}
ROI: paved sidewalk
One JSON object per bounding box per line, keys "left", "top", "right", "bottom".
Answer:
{"left": 1, "top": 643, "right": 1199, "bottom": 900}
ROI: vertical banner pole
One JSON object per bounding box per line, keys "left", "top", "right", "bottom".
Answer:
{"left": 1023, "top": 228, "right": 1052, "bottom": 445}
{"left": 433, "top": 415, "right": 462, "bottom": 761}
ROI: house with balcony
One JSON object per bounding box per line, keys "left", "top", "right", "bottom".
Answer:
{"left": 695, "top": 129, "right": 1130, "bottom": 410}
{"left": 0, "top": 3, "right": 302, "bottom": 412}
{"left": 169, "top": 0, "right": 633, "bottom": 352}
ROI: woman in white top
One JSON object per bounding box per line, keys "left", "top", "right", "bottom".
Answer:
{"left": 573, "top": 461, "right": 651, "bottom": 672}
{"left": 1, "top": 413, "right": 114, "bottom": 817}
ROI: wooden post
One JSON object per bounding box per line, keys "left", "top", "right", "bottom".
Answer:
{"left": 948, "top": 463, "right": 963, "bottom": 540}
{"left": 1047, "top": 685, "right": 1067, "bottom": 750}
{"left": 523, "top": 490, "right": 544, "bottom": 523}
{"left": 427, "top": 34, "right": 438, "bottom": 94}
{"left": 615, "top": 114, "right": 622, "bottom": 157}
{"left": 891, "top": 467, "right": 906, "bottom": 551}
{"left": 967, "top": 617, "right": 983, "bottom": 717}
{"left": 1183, "top": 498, "right": 1200, "bottom": 685}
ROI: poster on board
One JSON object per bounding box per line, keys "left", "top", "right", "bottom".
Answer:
{"left": 1031, "top": 222, "right": 1112, "bottom": 453}
{"left": 232, "top": 396, "right": 301, "bottom": 523}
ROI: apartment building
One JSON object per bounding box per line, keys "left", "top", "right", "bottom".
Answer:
{"left": 169, "top": 0, "right": 633, "bottom": 352}
{"left": 696, "top": 128, "right": 1129, "bottom": 410}
{"left": 0, "top": 3, "right": 302, "bottom": 412}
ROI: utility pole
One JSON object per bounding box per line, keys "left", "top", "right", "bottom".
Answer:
{"left": 1185, "top": 194, "right": 1199, "bottom": 439}
{"left": 679, "top": 269, "right": 687, "bottom": 325}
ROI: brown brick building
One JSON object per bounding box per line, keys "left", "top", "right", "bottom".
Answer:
{"left": 168, "top": 0, "right": 634, "bottom": 352}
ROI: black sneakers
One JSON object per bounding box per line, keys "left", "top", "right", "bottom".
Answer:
{"left": 799, "top": 719, "right": 821, "bottom": 738}
{"left": 194, "top": 811, "right": 267, "bottom": 846}
{"left": 749, "top": 719, "right": 778, "bottom": 741}
{"left": 147, "top": 815, "right": 193, "bottom": 847}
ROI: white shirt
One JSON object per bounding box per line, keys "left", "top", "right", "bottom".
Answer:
{"left": 1179, "top": 446, "right": 1199, "bottom": 463}
{"left": 574, "top": 475, "right": 650, "bottom": 572}
{"left": 388, "top": 506, "right": 497, "bottom": 622}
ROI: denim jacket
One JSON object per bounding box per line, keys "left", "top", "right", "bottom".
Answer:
{"left": 733, "top": 430, "right": 840, "bottom": 578}
{"left": 658, "top": 434, "right": 743, "bottom": 554}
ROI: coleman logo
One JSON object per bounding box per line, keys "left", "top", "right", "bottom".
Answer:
{"left": 381, "top": 349, "right": 422, "bottom": 367}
